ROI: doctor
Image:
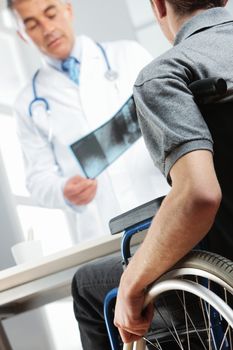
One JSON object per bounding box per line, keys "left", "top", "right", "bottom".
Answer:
{"left": 9, "top": 0, "right": 170, "bottom": 242}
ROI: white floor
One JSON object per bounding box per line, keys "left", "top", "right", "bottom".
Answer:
{"left": 46, "top": 298, "right": 83, "bottom": 350}
{"left": 3, "top": 297, "right": 83, "bottom": 350}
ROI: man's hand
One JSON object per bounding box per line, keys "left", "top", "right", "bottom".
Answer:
{"left": 63, "top": 175, "right": 97, "bottom": 205}
{"left": 114, "top": 273, "right": 154, "bottom": 344}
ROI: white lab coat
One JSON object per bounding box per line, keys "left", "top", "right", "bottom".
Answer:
{"left": 15, "top": 36, "right": 170, "bottom": 242}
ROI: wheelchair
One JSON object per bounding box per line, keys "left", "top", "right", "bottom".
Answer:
{"left": 104, "top": 78, "right": 233, "bottom": 350}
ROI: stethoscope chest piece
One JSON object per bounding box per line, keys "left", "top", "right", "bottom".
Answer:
{"left": 104, "top": 69, "right": 119, "bottom": 82}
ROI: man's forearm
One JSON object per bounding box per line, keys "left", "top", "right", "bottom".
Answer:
{"left": 121, "top": 187, "right": 220, "bottom": 295}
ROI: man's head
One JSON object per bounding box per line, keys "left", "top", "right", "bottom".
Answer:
{"left": 150, "top": 0, "right": 228, "bottom": 43}
{"left": 8, "top": 0, "right": 75, "bottom": 60}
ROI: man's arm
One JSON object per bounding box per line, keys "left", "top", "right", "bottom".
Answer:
{"left": 114, "top": 149, "right": 222, "bottom": 343}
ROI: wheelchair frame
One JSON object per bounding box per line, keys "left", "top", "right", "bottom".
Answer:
{"left": 104, "top": 214, "right": 233, "bottom": 350}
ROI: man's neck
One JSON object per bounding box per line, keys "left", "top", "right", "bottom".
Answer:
{"left": 170, "top": 9, "right": 207, "bottom": 42}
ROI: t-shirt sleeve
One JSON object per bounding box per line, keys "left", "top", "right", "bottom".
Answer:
{"left": 133, "top": 56, "right": 214, "bottom": 182}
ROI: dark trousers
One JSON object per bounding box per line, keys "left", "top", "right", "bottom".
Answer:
{"left": 71, "top": 254, "right": 189, "bottom": 350}
{"left": 71, "top": 254, "right": 123, "bottom": 350}
{"left": 71, "top": 250, "right": 211, "bottom": 350}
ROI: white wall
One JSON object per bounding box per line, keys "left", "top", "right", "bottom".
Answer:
{"left": 0, "top": 151, "right": 23, "bottom": 269}
{"left": 72, "top": 0, "right": 136, "bottom": 41}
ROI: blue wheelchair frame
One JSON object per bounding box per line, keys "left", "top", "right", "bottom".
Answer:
{"left": 104, "top": 219, "right": 152, "bottom": 350}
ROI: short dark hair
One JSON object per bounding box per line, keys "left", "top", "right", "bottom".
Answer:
{"left": 166, "top": 0, "right": 226, "bottom": 15}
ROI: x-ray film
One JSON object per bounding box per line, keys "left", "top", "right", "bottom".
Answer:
{"left": 70, "top": 96, "right": 142, "bottom": 178}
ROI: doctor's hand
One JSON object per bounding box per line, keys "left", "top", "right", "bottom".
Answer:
{"left": 63, "top": 175, "right": 97, "bottom": 206}
{"left": 114, "top": 273, "right": 154, "bottom": 344}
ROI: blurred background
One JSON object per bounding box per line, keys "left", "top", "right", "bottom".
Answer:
{"left": 0, "top": 0, "right": 233, "bottom": 349}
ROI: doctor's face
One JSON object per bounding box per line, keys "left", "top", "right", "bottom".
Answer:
{"left": 13, "top": 0, "right": 75, "bottom": 60}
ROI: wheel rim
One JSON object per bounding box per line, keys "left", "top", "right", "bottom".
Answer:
{"left": 123, "top": 254, "right": 233, "bottom": 350}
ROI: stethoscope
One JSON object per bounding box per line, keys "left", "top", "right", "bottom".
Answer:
{"left": 28, "top": 43, "right": 119, "bottom": 125}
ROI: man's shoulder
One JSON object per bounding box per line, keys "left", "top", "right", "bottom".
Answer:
{"left": 15, "top": 80, "right": 33, "bottom": 111}
{"left": 134, "top": 44, "right": 189, "bottom": 87}
{"left": 16, "top": 64, "right": 54, "bottom": 95}
{"left": 101, "top": 38, "right": 147, "bottom": 54}
{"left": 14, "top": 66, "right": 48, "bottom": 112}
{"left": 79, "top": 35, "right": 140, "bottom": 52}
{"left": 78, "top": 35, "right": 152, "bottom": 66}
{"left": 103, "top": 39, "right": 153, "bottom": 68}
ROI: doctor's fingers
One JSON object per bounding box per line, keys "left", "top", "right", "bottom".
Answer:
{"left": 73, "top": 179, "right": 97, "bottom": 195}
{"left": 64, "top": 177, "right": 97, "bottom": 195}
{"left": 67, "top": 182, "right": 98, "bottom": 205}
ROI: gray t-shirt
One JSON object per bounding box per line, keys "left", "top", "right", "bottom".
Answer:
{"left": 134, "top": 7, "right": 233, "bottom": 181}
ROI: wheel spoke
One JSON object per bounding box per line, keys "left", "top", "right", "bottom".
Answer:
{"left": 176, "top": 291, "right": 208, "bottom": 350}
{"left": 129, "top": 251, "right": 233, "bottom": 350}
{"left": 182, "top": 289, "right": 191, "bottom": 350}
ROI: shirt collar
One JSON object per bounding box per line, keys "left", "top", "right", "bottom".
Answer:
{"left": 43, "top": 36, "right": 82, "bottom": 71}
{"left": 174, "top": 7, "right": 233, "bottom": 46}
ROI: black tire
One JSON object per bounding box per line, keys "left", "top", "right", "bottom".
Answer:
{"left": 172, "top": 250, "right": 233, "bottom": 290}
{"left": 142, "top": 251, "right": 233, "bottom": 350}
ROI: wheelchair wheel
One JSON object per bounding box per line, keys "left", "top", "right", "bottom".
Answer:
{"left": 123, "top": 250, "right": 233, "bottom": 350}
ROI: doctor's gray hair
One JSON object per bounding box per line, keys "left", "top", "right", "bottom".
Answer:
{"left": 7, "top": 0, "right": 68, "bottom": 8}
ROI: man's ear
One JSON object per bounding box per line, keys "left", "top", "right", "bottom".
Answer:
{"left": 150, "top": 0, "right": 167, "bottom": 19}
{"left": 64, "top": 1, "right": 74, "bottom": 20}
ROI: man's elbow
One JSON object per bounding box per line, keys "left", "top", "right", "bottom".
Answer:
{"left": 192, "top": 185, "right": 222, "bottom": 220}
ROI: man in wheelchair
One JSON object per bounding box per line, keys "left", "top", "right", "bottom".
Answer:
{"left": 72, "top": 0, "right": 233, "bottom": 349}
